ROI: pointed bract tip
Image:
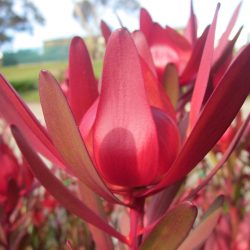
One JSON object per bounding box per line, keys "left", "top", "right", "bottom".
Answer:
{"left": 140, "top": 7, "right": 152, "bottom": 19}
{"left": 216, "top": 2, "right": 221, "bottom": 10}
{"left": 39, "top": 70, "right": 55, "bottom": 82}
{"left": 108, "top": 28, "right": 130, "bottom": 43}
{"left": 71, "top": 36, "right": 84, "bottom": 46}
{"left": 39, "top": 70, "right": 49, "bottom": 78}
{"left": 140, "top": 7, "right": 148, "bottom": 14}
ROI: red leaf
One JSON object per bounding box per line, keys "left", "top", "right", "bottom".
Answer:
{"left": 184, "top": 0, "right": 197, "bottom": 46}
{"left": 140, "top": 59, "right": 177, "bottom": 120}
{"left": 140, "top": 8, "right": 191, "bottom": 83}
{"left": 140, "top": 8, "right": 153, "bottom": 40}
{"left": 145, "top": 182, "right": 181, "bottom": 225}
{"left": 11, "top": 126, "right": 128, "bottom": 245}
{"left": 0, "top": 74, "right": 63, "bottom": 167}
{"left": 101, "top": 20, "right": 112, "bottom": 45}
{"left": 39, "top": 70, "right": 119, "bottom": 203}
{"left": 93, "top": 29, "right": 159, "bottom": 187}
{"left": 178, "top": 196, "right": 224, "bottom": 250}
{"left": 140, "top": 202, "right": 197, "bottom": 250}
{"left": 182, "top": 113, "right": 250, "bottom": 201}
{"left": 68, "top": 37, "right": 98, "bottom": 124}
{"left": 180, "top": 26, "right": 209, "bottom": 84}
{"left": 132, "top": 30, "right": 157, "bottom": 77}
{"left": 146, "top": 23, "right": 191, "bottom": 83}
{"left": 141, "top": 43, "right": 250, "bottom": 196}
{"left": 214, "top": 1, "right": 242, "bottom": 63}
{"left": 188, "top": 3, "right": 220, "bottom": 130}
{"left": 79, "top": 182, "right": 114, "bottom": 250}
{"left": 211, "top": 26, "right": 242, "bottom": 88}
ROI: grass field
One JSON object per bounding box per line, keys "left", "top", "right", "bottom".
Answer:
{"left": 0, "top": 60, "right": 102, "bottom": 102}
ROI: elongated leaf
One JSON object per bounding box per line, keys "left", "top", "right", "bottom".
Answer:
{"left": 132, "top": 30, "right": 157, "bottom": 77}
{"left": 101, "top": 20, "right": 111, "bottom": 44}
{"left": 11, "top": 126, "right": 128, "bottom": 245}
{"left": 184, "top": 0, "right": 197, "bottom": 46}
{"left": 140, "top": 8, "right": 153, "bottom": 40}
{"left": 0, "top": 74, "right": 63, "bottom": 168}
{"left": 178, "top": 196, "right": 224, "bottom": 250}
{"left": 189, "top": 3, "right": 220, "bottom": 130}
{"left": 146, "top": 181, "right": 181, "bottom": 225}
{"left": 39, "top": 71, "right": 119, "bottom": 203}
{"left": 79, "top": 182, "right": 114, "bottom": 250}
{"left": 180, "top": 26, "right": 209, "bottom": 84}
{"left": 68, "top": 37, "right": 98, "bottom": 124}
{"left": 211, "top": 26, "right": 242, "bottom": 88}
{"left": 140, "top": 59, "right": 177, "bottom": 120}
{"left": 164, "top": 44, "right": 250, "bottom": 185}
{"left": 147, "top": 23, "right": 191, "bottom": 83}
{"left": 182, "top": 113, "right": 250, "bottom": 201}
{"left": 214, "top": 1, "right": 242, "bottom": 62}
{"left": 140, "top": 43, "right": 250, "bottom": 197}
{"left": 140, "top": 202, "right": 197, "bottom": 250}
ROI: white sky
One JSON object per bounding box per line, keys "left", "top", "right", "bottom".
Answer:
{"left": 8, "top": 0, "right": 249, "bottom": 51}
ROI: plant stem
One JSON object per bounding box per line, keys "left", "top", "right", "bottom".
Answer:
{"left": 129, "top": 198, "right": 145, "bottom": 250}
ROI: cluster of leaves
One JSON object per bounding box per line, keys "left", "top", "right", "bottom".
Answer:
{"left": 0, "top": 1, "right": 249, "bottom": 250}
{"left": 0, "top": 125, "right": 94, "bottom": 249}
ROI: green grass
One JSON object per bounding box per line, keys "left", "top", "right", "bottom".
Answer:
{"left": 0, "top": 61, "right": 68, "bottom": 101}
{"left": 0, "top": 60, "right": 102, "bottom": 102}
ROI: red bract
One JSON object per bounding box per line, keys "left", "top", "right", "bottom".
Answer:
{"left": 140, "top": 8, "right": 191, "bottom": 83}
{"left": 80, "top": 29, "right": 180, "bottom": 188}
{"left": 137, "top": 2, "right": 242, "bottom": 86}
{"left": 0, "top": 137, "right": 19, "bottom": 211}
{"left": 0, "top": 135, "right": 33, "bottom": 215}
{"left": 1, "top": 26, "right": 250, "bottom": 199}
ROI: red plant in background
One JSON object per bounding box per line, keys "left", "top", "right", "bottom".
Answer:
{"left": 101, "top": 1, "right": 242, "bottom": 90}
{"left": 0, "top": 129, "right": 35, "bottom": 248}
{"left": 138, "top": 3, "right": 242, "bottom": 88}
{"left": 0, "top": 2, "right": 249, "bottom": 249}
{"left": 0, "top": 136, "right": 33, "bottom": 215}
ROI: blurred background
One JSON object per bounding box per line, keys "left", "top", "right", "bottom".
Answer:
{"left": 0, "top": 0, "right": 248, "bottom": 102}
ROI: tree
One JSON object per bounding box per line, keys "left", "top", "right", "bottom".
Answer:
{"left": 73, "top": 0, "right": 140, "bottom": 59}
{"left": 0, "top": 0, "right": 44, "bottom": 45}
{"left": 73, "top": 0, "right": 140, "bottom": 34}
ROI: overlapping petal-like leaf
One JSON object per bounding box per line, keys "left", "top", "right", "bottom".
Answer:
{"left": 189, "top": 3, "right": 220, "bottom": 130}
{"left": 11, "top": 126, "right": 128, "bottom": 244}
{"left": 39, "top": 71, "right": 119, "bottom": 203}
{"left": 93, "top": 29, "right": 159, "bottom": 187}
{"left": 141, "top": 43, "right": 250, "bottom": 195}
{"left": 100, "top": 20, "right": 111, "bottom": 44}
{"left": 140, "top": 202, "right": 197, "bottom": 250}
{"left": 0, "top": 75, "right": 64, "bottom": 168}
{"left": 178, "top": 196, "right": 224, "bottom": 250}
{"left": 184, "top": 0, "right": 197, "bottom": 46}
{"left": 68, "top": 37, "right": 98, "bottom": 124}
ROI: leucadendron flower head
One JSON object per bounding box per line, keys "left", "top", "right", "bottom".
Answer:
{"left": 79, "top": 29, "right": 180, "bottom": 189}
{"left": 0, "top": 23, "right": 250, "bottom": 200}
{"left": 0, "top": 10, "right": 249, "bottom": 248}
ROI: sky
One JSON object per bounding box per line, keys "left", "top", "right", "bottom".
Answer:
{"left": 7, "top": 0, "right": 249, "bottom": 51}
